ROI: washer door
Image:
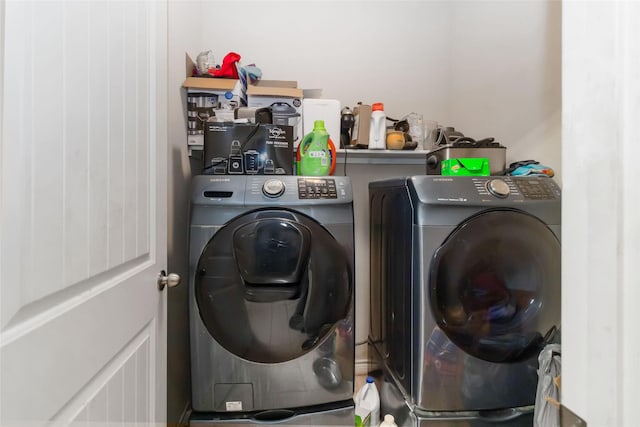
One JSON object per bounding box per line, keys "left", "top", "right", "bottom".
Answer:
{"left": 196, "top": 209, "right": 352, "bottom": 363}
{"left": 429, "top": 209, "right": 560, "bottom": 363}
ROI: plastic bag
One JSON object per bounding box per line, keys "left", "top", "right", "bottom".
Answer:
{"left": 196, "top": 50, "right": 215, "bottom": 75}
{"left": 533, "top": 344, "right": 561, "bottom": 427}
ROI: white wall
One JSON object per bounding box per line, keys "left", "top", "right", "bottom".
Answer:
{"left": 449, "top": 1, "right": 562, "bottom": 178}
{"left": 166, "top": 1, "right": 203, "bottom": 425}
{"left": 201, "top": 1, "right": 561, "bottom": 174}
{"left": 563, "top": 1, "right": 640, "bottom": 425}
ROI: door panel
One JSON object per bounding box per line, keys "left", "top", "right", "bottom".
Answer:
{"left": 0, "top": 1, "right": 167, "bottom": 424}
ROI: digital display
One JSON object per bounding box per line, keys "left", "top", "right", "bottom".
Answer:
{"left": 297, "top": 178, "right": 337, "bottom": 199}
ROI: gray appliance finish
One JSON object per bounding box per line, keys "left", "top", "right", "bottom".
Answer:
{"left": 369, "top": 175, "right": 561, "bottom": 426}
{"left": 190, "top": 401, "right": 354, "bottom": 426}
{"left": 189, "top": 175, "right": 355, "bottom": 421}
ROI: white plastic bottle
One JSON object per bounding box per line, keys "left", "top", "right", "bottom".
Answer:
{"left": 379, "top": 414, "right": 398, "bottom": 427}
{"left": 355, "top": 376, "right": 380, "bottom": 426}
{"left": 368, "top": 102, "right": 386, "bottom": 149}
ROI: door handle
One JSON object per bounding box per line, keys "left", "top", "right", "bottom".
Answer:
{"left": 157, "top": 270, "right": 181, "bottom": 291}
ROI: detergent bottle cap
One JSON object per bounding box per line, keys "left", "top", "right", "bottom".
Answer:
{"left": 372, "top": 102, "right": 384, "bottom": 112}
{"left": 313, "top": 120, "right": 326, "bottom": 131}
{"left": 380, "top": 414, "right": 397, "bottom": 426}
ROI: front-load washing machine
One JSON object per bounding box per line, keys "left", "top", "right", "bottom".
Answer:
{"left": 368, "top": 176, "right": 561, "bottom": 426}
{"left": 189, "top": 175, "right": 355, "bottom": 426}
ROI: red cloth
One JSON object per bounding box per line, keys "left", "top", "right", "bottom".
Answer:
{"left": 211, "top": 52, "right": 241, "bottom": 78}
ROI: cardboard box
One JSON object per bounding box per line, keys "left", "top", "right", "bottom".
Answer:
{"left": 352, "top": 103, "right": 372, "bottom": 147}
{"left": 186, "top": 92, "right": 218, "bottom": 145}
{"left": 183, "top": 53, "right": 245, "bottom": 146}
{"left": 302, "top": 98, "right": 341, "bottom": 146}
{"left": 247, "top": 84, "right": 304, "bottom": 147}
{"left": 203, "top": 122, "right": 293, "bottom": 175}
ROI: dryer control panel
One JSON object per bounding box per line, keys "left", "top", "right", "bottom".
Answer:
{"left": 471, "top": 177, "right": 559, "bottom": 201}
{"left": 409, "top": 176, "right": 561, "bottom": 205}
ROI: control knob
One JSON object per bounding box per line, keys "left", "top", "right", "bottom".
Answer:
{"left": 262, "top": 179, "right": 285, "bottom": 198}
{"left": 486, "top": 179, "right": 510, "bottom": 198}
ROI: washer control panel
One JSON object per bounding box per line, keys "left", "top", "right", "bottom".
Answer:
{"left": 298, "top": 178, "right": 337, "bottom": 199}
{"left": 486, "top": 179, "right": 510, "bottom": 198}
{"left": 262, "top": 179, "right": 286, "bottom": 198}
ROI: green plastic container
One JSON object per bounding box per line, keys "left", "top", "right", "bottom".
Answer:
{"left": 441, "top": 158, "right": 490, "bottom": 176}
{"left": 298, "top": 120, "right": 331, "bottom": 176}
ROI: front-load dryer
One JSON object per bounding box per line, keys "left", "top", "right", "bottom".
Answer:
{"left": 369, "top": 175, "right": 561, "bottom": 426}
{"left": 189, "top": 175, "right": 355, "bottom": 425}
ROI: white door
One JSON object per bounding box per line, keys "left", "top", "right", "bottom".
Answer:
{"left": 0, "top": 1, "right": 168, "bottom": 425}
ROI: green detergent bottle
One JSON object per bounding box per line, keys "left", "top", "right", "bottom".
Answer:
{"left": 298, "top": 120, "right": 331, "bottom": 176}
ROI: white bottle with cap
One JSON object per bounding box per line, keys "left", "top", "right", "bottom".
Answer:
{"left": 355, "top": 376, "right": 380, "bottom": 426}
{"left": 368, "top": 102, "right": 386, "bottom": 150}
{"left": 379, "top": 414, "right": 398, "bottom": 427}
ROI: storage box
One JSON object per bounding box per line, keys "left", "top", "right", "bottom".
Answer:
{"left": 426, "top": 144, "right": 506, "bottom": 175}
{"left": 247, "top": 84, "right": 304, "bottom": 147}
{"left": 352, "top": 103, "right": 372, "bottom": 147}
{"left": 302, "top": 98, "right": 341, "bottom": 146}
{"left": 203, "top": 122, "right": 294, "bottom": 175}
{"left": 186, "top": 92, "right": 218, "bottom": 145}
{"left": 441, "top": 158, "right": 490, "bottom": 176}
{"left": 183, "top": 53, "right": 245, "bottom": 146}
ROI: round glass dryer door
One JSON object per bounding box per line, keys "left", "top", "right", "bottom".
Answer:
{"left": 429, "top": 209, "right": 560, "bottom": 363}
{"left": 195, "top": 209, "right": 352, "bottom": 364}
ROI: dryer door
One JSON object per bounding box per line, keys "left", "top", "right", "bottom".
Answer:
{"left": 429, "top": 209, "right": 560, "bottom": 363}
{"left": 195, "top": 209, "right": 352, "bottom": 363}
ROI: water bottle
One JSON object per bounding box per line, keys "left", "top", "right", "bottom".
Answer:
{"left": 355, "top": 376, "right": 380, "bottom": 426}
{"left": 379, "top": 414, "right": 398, "bottom": 427}
{"left": 369, "top": 103, "right": 386, "bottom": 149}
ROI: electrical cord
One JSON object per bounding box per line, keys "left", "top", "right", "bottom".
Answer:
{"left": 343, "top": 146, "right": 348, "bottom": 176}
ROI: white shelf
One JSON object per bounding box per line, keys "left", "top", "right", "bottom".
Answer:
{"left": 336, "top": 148, "right": 428, "bottom": 165}
{"left": 188, "top": 145, "right": 429, "bottom": 165}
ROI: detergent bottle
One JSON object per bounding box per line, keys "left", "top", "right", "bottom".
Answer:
{"left": 368, "top": 102, "right": 386, "bottom": 149}
{"left": 298, "top": 120, "right": 332, "bottom": 176}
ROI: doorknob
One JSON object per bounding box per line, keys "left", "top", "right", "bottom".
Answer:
{"left": 157, "top": 270, "right": 181, "bottom": 291}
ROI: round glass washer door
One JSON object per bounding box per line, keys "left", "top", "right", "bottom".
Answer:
{"left": 195, "top": 209, "right": 352, "bottom": 364}
{"left": 429, "top": 209, "right": 560, "bottom": 363}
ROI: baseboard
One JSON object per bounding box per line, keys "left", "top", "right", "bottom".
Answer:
{"left": 355, "top": 358, "right": 380, "bottom": 376}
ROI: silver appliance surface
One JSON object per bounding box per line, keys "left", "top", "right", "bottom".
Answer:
{"left": 189, "top": 175, "right": 355, "bottom": 413}
{"left": 426, "top": 144, "right": 507, "bottom": 175}
{"left": 189, "top": 400, "right": 354, "bottom": 426}
{"left": 368, "top": 175, "right": 561, "bottom": 415}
